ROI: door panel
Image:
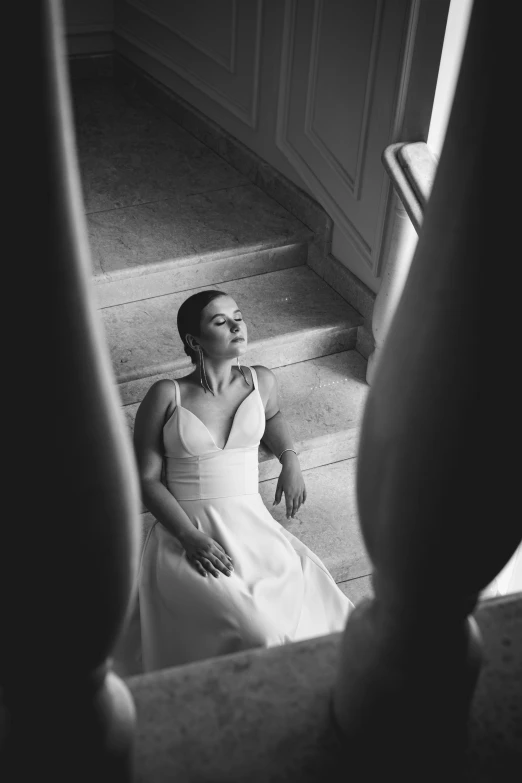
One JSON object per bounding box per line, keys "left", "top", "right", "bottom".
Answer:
{"left": 277, "top": 0, "right": 410, "bottom": 273}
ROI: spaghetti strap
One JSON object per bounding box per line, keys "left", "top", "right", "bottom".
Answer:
{"left": 173, "top": 379, "right": 181, "bottom": 407}
{"left": 249, "top": 365, "right": 258, "bottom": 390}
{"left": 163, "top": 379, "right": 180, "bottom": 429}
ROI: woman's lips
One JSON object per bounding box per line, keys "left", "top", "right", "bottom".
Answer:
{"left": 231, "top": 337, "right": 245, "bottom": 342}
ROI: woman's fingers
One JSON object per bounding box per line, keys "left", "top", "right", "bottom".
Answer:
{"left": 288, "top": 490, "right": 302, "bottom": 517}
{"left": 201, "top": 557, "right": 220, "bottom": 578}
{"left": 197, "top": 551, "right": 232, "bottom": 577}
{"left": 285, "top": 490, "right": 306, "bottom": 517}
{"left": 189, "top": 557, "right": 207, "bottom": 577}
{"left": 215, "top": 544, "right": 234, "bottom": 566}
{"left": 273, "top": 477, "right": 283, "bottom": 506}
{"left": 210, "top": 553, "right": 233, "bottom": 576}
{"left": 212, "top": 546, "right": 233, "bottom": 573}
{"left": 220, "top": 556, "right": 233, "bottom": 573}
{"left": 191, "top": 542, "right": 234, "bottom": 578}
{"left": 186, "top": 537, "right": 234, "bottom": 578}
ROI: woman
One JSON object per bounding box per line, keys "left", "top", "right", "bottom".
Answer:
{"left": 135, "top": 289, "right": 353, "bottom": 671}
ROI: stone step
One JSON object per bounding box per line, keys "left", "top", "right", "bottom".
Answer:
{"left": 91, "top": 183, "right": 313, "bottom": 308}
{"left": 73, "top": 78, "right": 248, "bottom": 214}
{"left": 123, "top": 350, "right": 369, "bottom": 475}
{"left": 105, "top": 266, "right": 363, "bottom": 405}
{"left": 337, "top": 574, "right": 374, "bottom": 605}
{"left": 259, "top": 459, "right": 370, "bottom": 584}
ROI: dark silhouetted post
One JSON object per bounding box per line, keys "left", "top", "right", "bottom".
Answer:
{"left": 2, "top": 2, "right": 141, "bottom": 780}
{"left": 333, "top": 1, "right": 520, "bottom": 779}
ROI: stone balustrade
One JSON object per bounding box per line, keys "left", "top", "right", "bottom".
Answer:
{"left": 126, "top": 595, "right": 521, "bottom": 782}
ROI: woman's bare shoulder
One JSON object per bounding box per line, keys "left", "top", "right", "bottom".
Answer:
{"left": 145, "top": 378, "right": 176, "bottom": 399}
{"left": 251, "top": 365, "right": 277, "bottom": 396}
{"left": 134, "top": 380, "right": 177, "bottom": 445}
{"left": 138, "top": 379, "right": 176, "bottom": 414}
{"left": 252, "top": 365, "right": 276, "bottom": 384}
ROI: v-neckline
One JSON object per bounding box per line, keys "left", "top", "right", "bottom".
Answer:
{"left": 179, "top": 388, "right": 257, "bottom": 451}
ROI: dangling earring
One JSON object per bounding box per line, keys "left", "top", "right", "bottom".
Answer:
{"left": 196, "top": 345, "right": 205, "bottom": 392}
{"left": 237, "top": 356, "right": 250, "bottom": 386}
{"left": 197, "top": 345, "right": 215, "bottom": 396}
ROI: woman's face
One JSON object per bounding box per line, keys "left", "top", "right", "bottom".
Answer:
{"left": 194, "top": 295, "right": 248, "bottom": 359}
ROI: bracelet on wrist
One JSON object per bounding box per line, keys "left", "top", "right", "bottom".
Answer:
{"left": 278, "top": 448, "right": 297, "bottom": 463}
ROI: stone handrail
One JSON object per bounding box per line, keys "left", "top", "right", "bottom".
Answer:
{"left": 2, "top": 2, "right": 520, "bottom": 781}
{"left": 366, "top": 141, "right": 439, "bottom": 385}
{"left": 382, "top": 141, "right": 438, "bottom": 233}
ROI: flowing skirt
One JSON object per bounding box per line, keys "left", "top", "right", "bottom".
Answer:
{"left": 139, "top": 491, "right": 353, "bottom": 671}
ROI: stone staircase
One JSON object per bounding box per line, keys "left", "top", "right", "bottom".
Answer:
{"left": 73, "top": 76, "right": 374, "bottom": 672}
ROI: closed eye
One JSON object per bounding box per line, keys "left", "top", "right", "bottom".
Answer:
{"left": 214, "top": 318, "right": 243, "bottom": 326}
{"left": 211, "top": 311, "right": 243, "bottom": 326}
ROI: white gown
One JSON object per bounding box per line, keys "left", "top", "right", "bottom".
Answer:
{"left": 139, "top": 366, "right": 353, "bottom": 671}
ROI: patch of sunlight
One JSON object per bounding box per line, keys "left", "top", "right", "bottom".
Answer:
{"left": 481, "top": 544, "right": 522, "bottom": 599}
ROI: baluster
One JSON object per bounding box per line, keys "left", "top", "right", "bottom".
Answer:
{"left": 2, "top": 2, "right": 140, "bottom": 780}
{"left": 333, "top": 1, "right": 520, "bottom": 779}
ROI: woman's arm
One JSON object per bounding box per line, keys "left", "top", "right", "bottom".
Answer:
{"left": 255, "top": 366, "right": 306, "bottom": 518}
{"left": 134, "top": 380, "right": 233, "bottom": 578}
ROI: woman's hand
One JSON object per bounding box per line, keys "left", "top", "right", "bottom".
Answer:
{"left": 274, "top": 454, "right": 307, "bottom": 518}
{"left": 180, "top": 530, "right": 234, "bottom": 578}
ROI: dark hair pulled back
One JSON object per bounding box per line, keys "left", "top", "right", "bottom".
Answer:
{"left": 177, "top": 289, "right": 228, "bottom": 363}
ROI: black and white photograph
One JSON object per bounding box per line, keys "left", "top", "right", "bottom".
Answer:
{"left": 2, "top": 1, "right": 520, "bottom": 781}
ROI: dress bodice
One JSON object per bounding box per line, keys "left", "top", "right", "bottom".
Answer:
{"left": 163, "top": 366, "right": 265, "bottom": 500}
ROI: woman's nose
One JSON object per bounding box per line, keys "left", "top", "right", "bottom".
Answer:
{"left": 231, "top": 322, "right": 240, "bottom": 332}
